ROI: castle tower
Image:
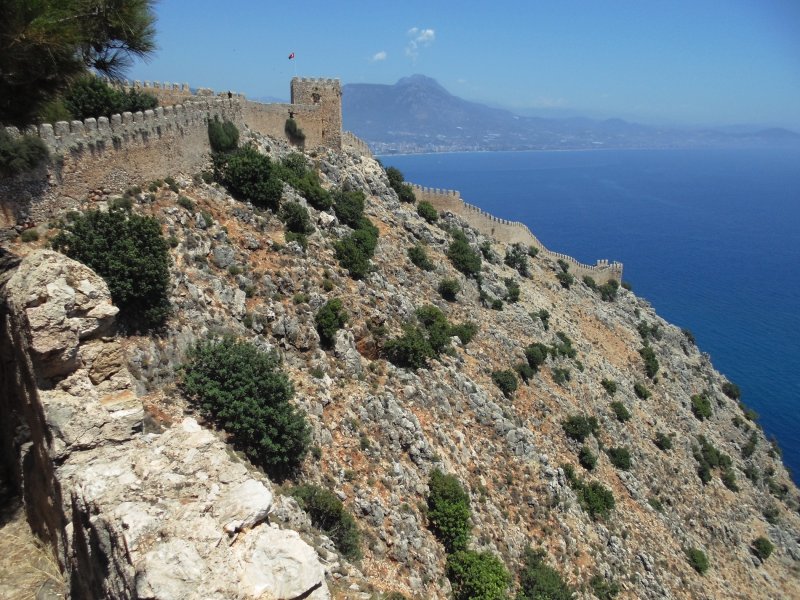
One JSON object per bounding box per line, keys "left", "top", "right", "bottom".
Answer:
{"left": 291, "top": 78, "right": 342, "bottom": 149}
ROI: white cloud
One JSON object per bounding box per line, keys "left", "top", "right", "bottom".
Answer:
{"left": 370, "top": 50, "right": 387, "bottom": 62}
{"left": 406, "top": 27, "right": 436, "bottom": 59}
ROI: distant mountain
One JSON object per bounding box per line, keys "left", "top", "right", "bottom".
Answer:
{"left": 342, "top": 75, "right": 800, "bottom": 154}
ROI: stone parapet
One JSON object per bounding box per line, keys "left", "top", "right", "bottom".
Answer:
{"left": 3, "top": 96, "right": 243, "bottom": 157}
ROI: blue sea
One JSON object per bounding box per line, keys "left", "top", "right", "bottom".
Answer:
{"left": 383, "top": 149, "right": 800, "bottom": 480}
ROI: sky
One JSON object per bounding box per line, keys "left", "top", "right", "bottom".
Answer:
{"left": 128, "top": 1, "right": 800, "bottom": 129}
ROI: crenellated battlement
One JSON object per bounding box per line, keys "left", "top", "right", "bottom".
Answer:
{"left": 411, "top": 184, "right": 623, "bottom": 283}
{"left": 4, "top": 96, "right": 242, "bottom": 157}
{"left": 0, "top": 75, "right": 372, "bottom": 229}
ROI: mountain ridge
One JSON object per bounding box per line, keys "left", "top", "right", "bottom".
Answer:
{"left": 343, "top": 75, "right": 800, "bottom": 154}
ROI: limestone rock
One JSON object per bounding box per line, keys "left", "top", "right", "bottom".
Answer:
{"left": 215, "top": 479, "right": 274, "bottom": 533}
{"left": 236, "top": 525, "right": 330, "bottom": 600}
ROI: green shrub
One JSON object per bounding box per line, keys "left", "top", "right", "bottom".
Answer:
{"left": 334, "top": 218, "right": 379, "bottom": 279}
{"left": 450, "top": 321, "right": 478, "bottom": 345}
{"left": 752, "top": 536, "right": 774, "bottom": 561}
{"left": 610, "top": 401, "right": 631, "bottom": 422}
{"left": 590, "top": 575, "right": 620, "bottom": 600}
{"left": 552, "top": 367, "right": 571, "bottom": 386}
{"left": 491, "top": 369, "right": 518, "bottom": 398}
{"left": 654, "top": 432, "right": 673, "bottom": 451}
{"left": 534, "top": 308, "right": 550, "bottom": 330}
{"left": 385, "top": 166, "right": 416, "bottom": 202}
{"left": 691, "top": 392, "right": 712, "bottom": 420}
{"left": 280, "top": 201, "right": 314, "bottom": 234}
{"left": 692, "top": 435, "right": 733, "bottom": 486}
{"left": 62, "top": 76, "right": 121, "bottom": 119}
{"left": 682, "top": 328, "right": 696, "bottom": 344}
{"left": 562, "top": 415, "right": 599, "bottom": 442}
{"left": 332, "top": 188, "right": 366, "bottom": 228}
{"left": 721, "top": 467, "right": 739, "bottom": 491}
{"left": 384, "top": 326, "right": 434, "bottom": 370}
{"left": 686, "top": 548, "right": 709, "bottom": 574}
{"left": 427, "top": 469, "right": 471, "bottom": 554}
{"left": 597, "top": 279, "right": 619, "bottom": 301}
{"left": 207, "top": 116, "right": 239, "bottom": 152}
{"left": 555, "top": 270, "right": 574, "bottom": 289}
{"left": 740, "top": 402, "right": 759, "bottom": 422}
{"left": 583, "top": 275, "right": 597, "bottom": 290}
{"left": 284, "top": 118, "right": 305, "bottom": 142}
{"left": 504, "top": 243, "right": 529, "bottom": 276}
{"left": 606, "top": 447, "right": 632, "bottom": 470}
{"left": 408, "top": 244, "right": 434, "bottom": 271}
{"left": 20, "top": 228, "right": 39, "bottom": 243}
{"left": 446, "top": 550, "right": 510, "bottom": 600}
{"left": 517, "top": 547, "right": 573, "bottom": 600}
{"left": 213, "top": 146, "right": 283, "bottom": 211}
{"left": 722, "top": 381, "right": 741, "bottom": 400}
{"left": 289, "top": 484, "right": 361, "bottom": 558}
{"left": 557, "top": 259, "right": 570, "bottom": 273}
{"left": 637, "top": 320, "right": 662, "bottom": 342}
{"left": 417, "top": 200, "right": 438, "bottom": 223}
{"left": 579, "top": 446, "right": 597, "bottom": 471}
{"left": 122, "top": 88, "right": 159, "bottom": 113}
{"left": 416, "top": 305, "right": 453, "bottom": 354}
{"left": 62, "top": 77, "right": 158, "bottom": 120}
{"left": 491, "top": 298, "right": 503, "bottom": 311}
{"left": 741, "top": 432, "right": 758, "bottom": 459}
{"left": 438, "top": 278, "right": 461, "bottom": 301}
{"left": 181, "top": 337, "right": 310, "bottom": 479}
{"left": 447, "top": 230, "right": 482, "bottom": 277}
{"left": 762, "top": 505, "right": 779, "bottom": 524}
{"left": 37, "top": 97, "right": 72, "bottom": 124}
{"left": 551, "top": 332, "right": 577, "bottom": 359}
{"left": 479, "top": 241, "right": 495, "bottom": 261}
{"left": 275, "top": 156, "right": 332, "bottom": 210}
{"left": 578, "top": 481, "right": 616, "bottom": 520}
{"left": 601, "top": 378, "right": 617, "bottom": 395}
{"left": 524, "top": 342, "right": 549, "bottom": 371}
{"left": 51, "top": 208, "right": 170, "bottom": 331}
{"left": 514, "top": 362, "right": 535, "bottom": 384}
{"left": 315, "top": 299, "right": 347, "bottom": 348}
{"left": 177, "top": 195, "right": 195, "bottom": 212}
{"left": 164, "top": 177, "right": 178, "bottom": 193}
{"left": 504, "top": 278, "right": 520, "bottom": 303}
{"left": 639, "top": 344, "right": 659, "bottom": 379}
{"left": 634, "top": 381, "right": 651, "bottom": 399}
{"left": 0, "top": 129, "right": 49, "bottom": 177}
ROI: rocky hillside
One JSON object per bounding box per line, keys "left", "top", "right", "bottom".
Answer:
{"left": 3, "top": 129, "right": 799, "bottom": 599}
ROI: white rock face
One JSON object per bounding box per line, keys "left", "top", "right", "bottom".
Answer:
{"left": 2, "top": 251, "right": 330, "bottom": 600}
{"left": 216, "top": 478, "right": 274, "bottom": 533}
{"left": 237, "top": 525, "right": 331, "bottom": 600}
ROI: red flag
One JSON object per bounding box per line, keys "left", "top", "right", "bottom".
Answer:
{"left": 288, "top": 52, "right": 295, "bottom": 60}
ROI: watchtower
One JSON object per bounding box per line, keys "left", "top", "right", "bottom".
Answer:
{"left": 290, "top": 78, "right": 342, "bottom": 149}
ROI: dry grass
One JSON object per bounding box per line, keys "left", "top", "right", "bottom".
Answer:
{"left": 0, "top": 497, "right": 65, "bottom": 600}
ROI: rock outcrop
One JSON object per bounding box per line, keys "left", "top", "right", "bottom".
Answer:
{"left": 0, "top": 250, "right": 330, "bottom": 599}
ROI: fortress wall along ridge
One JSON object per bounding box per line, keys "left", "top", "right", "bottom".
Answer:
{"left": 411, "top": 184, "right": 623, "bottom": 283}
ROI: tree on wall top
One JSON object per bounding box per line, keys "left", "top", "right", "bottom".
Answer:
{"left": 0, "top": 0, "right": 157, "bottom": 126}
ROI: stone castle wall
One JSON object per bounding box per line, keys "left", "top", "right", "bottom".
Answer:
{"left": 342, "top": 131, "right": 373, "bottom": 157}
{"left": 110, "top": 77, "right": 333, "bottom": 149}
{"left": 412, "top": 184, "right": 623, "bottom": 283}
{"left": 0, "top": 77, "right": 362, "bottom": 228}
{"left": 1, "top": 96, "right": 244, "bottom": 227}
